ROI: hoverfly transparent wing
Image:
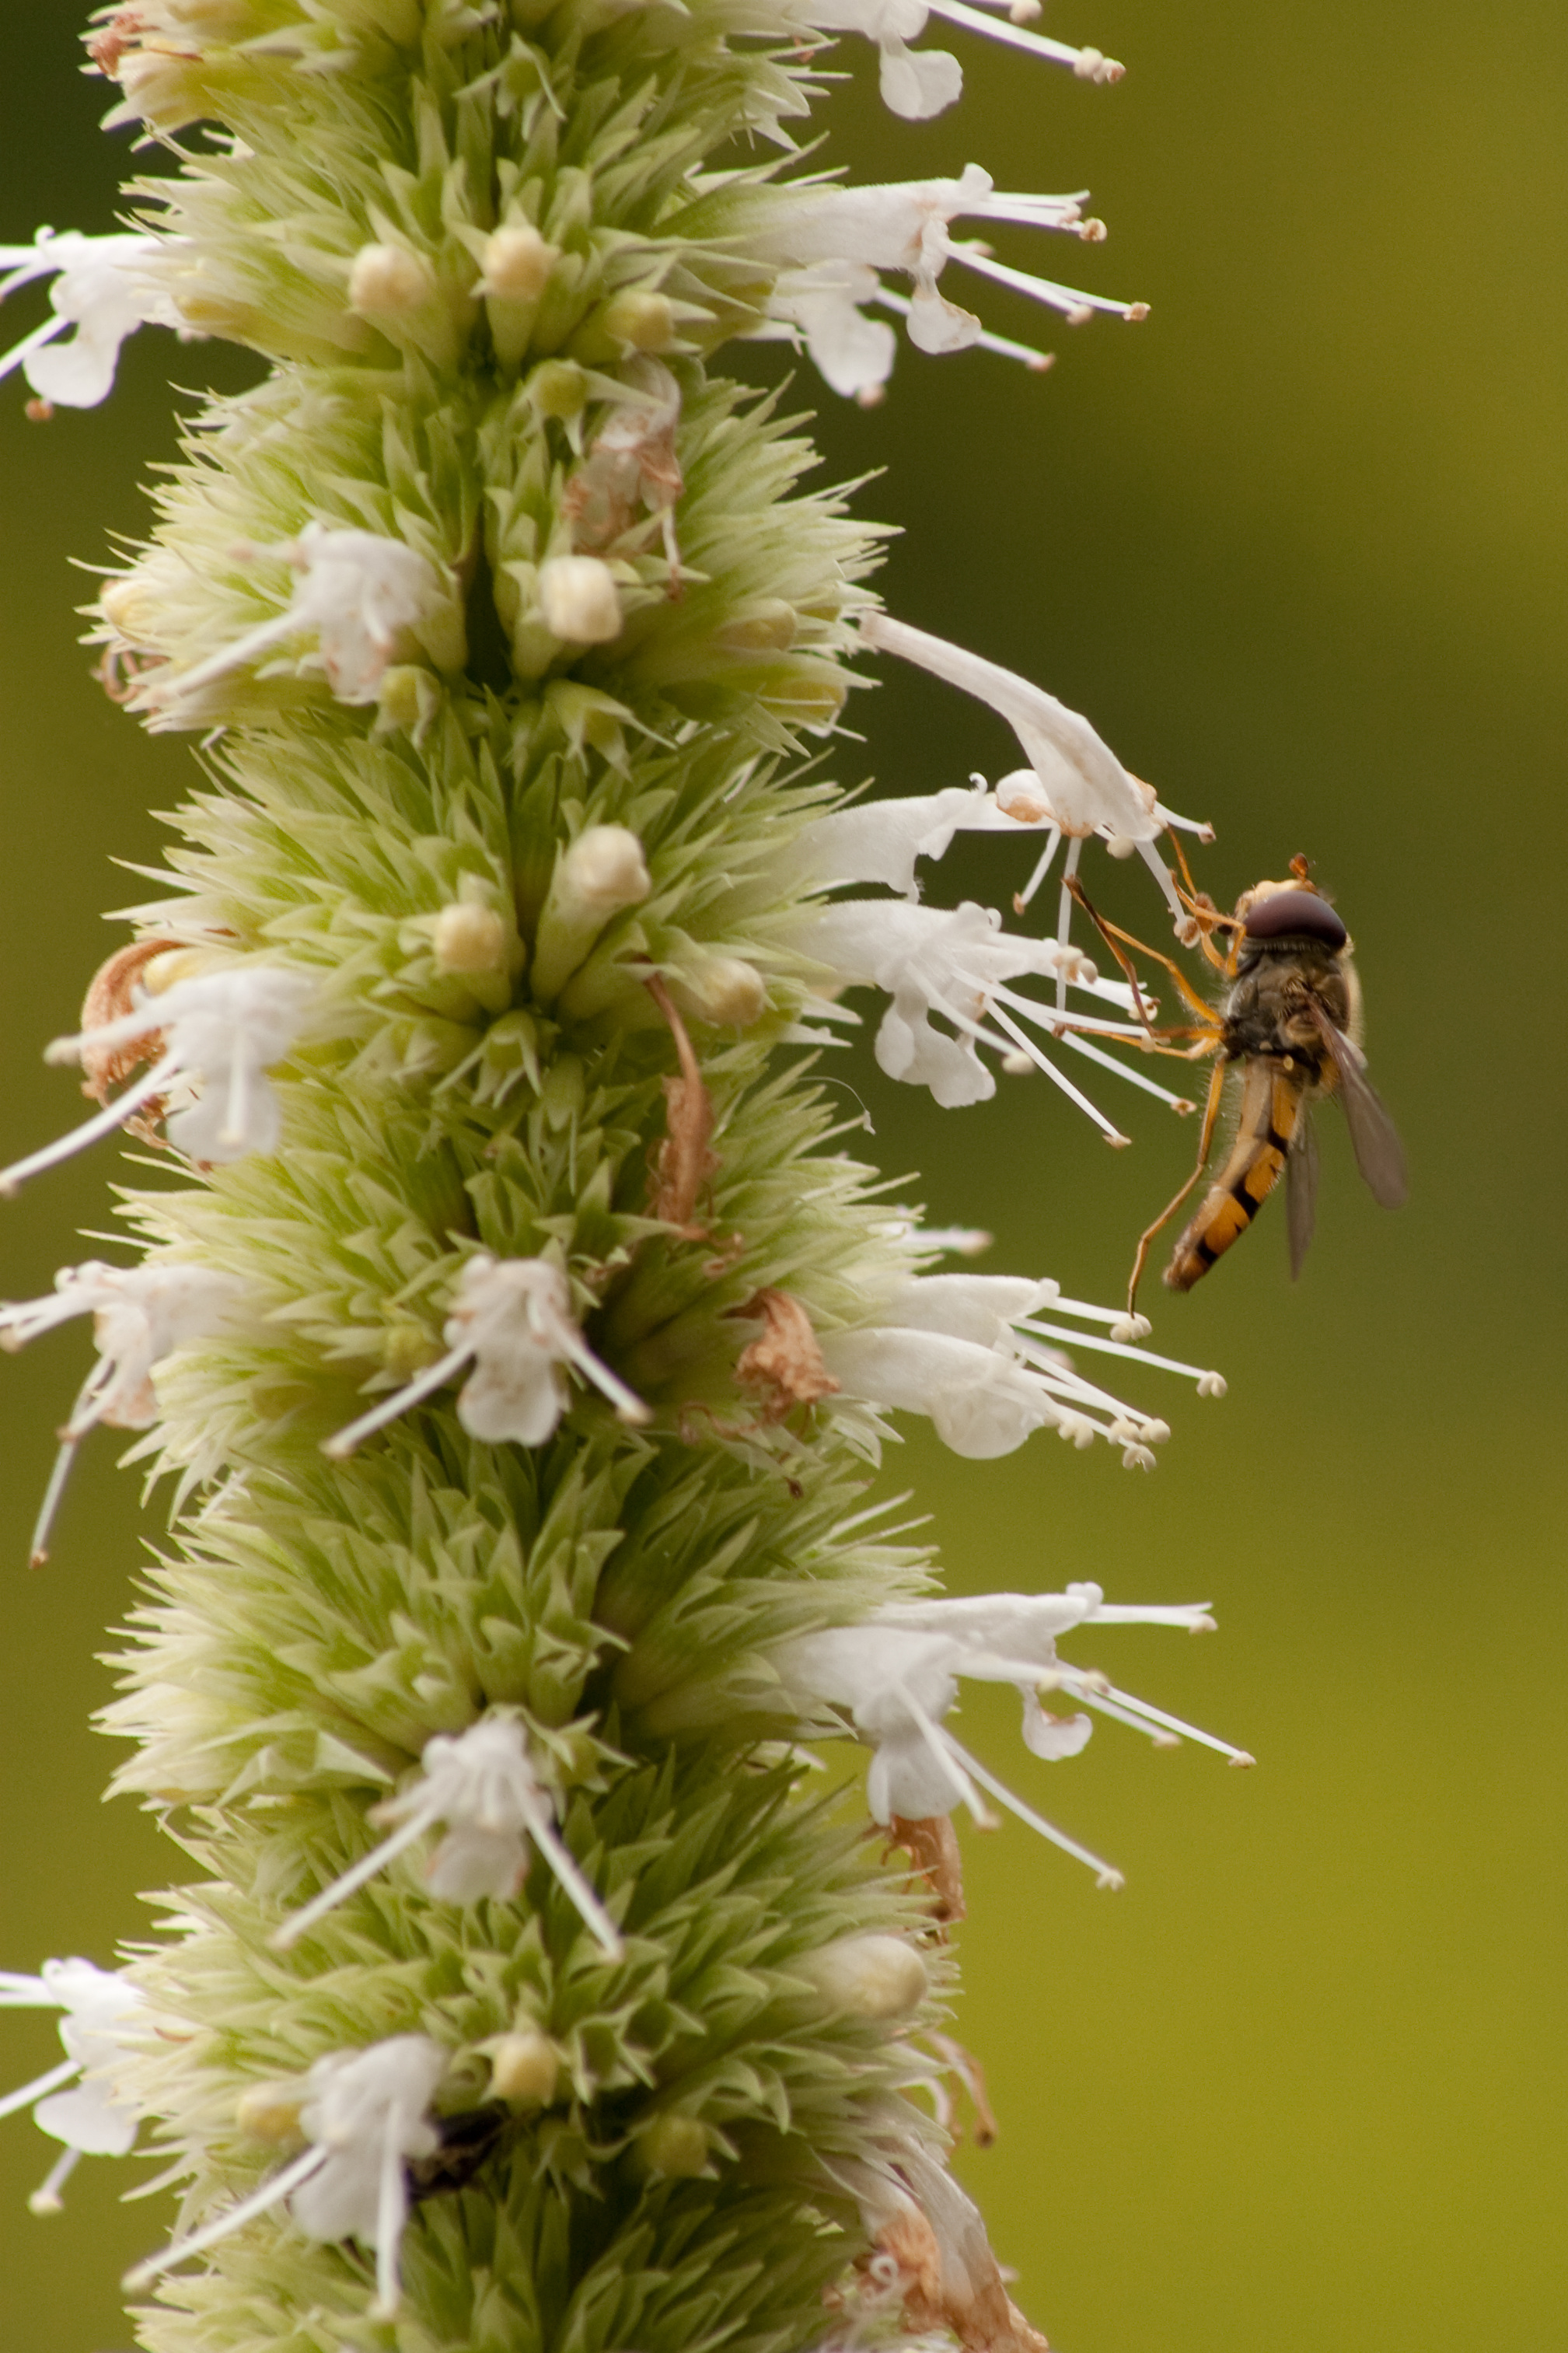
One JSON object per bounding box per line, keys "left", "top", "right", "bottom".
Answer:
{"left": 1286, "top": 1110, "right": 1319, "bottom": 1279}
{"left": 1310, "top": 1012, "right": 1409, "bottom": 1209}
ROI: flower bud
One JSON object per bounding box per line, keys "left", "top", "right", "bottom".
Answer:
{"left": 488, "top": 2030, "right": 560, "bottom": 2106}
{"left": 530, "top": 825, "right": 650, "bottom": 1002}
{"left": 433, "top": 901, "right": 510, "bottom": 975}
{"left": 671, "top": 954, "right": 767, "bottom": 1029}
{"left": 526, "top": 360, "right": 588, "bottom": 421}
{"left": 714, "top": 601, "right": 798, "bottom": 656}
{"left": 539, "top": 555, "right": 622, "bottom": 646}
{"left": 640, "top": 2114, "right": 708, "bottom": 2177}
{"left": 599, "top": 292, "right": 675, "bottom": 352}
{"left": 795, "top": 1933, "right": 928, "bottom": 2019}
{"left": 236, "top": 2082, "right": 305, "bottom": 2142}
{"left": 349, "top": 242, "right": 437, "bottom": 325}
{"left": 481, "top": 225, "right": 556, "bottom": 303}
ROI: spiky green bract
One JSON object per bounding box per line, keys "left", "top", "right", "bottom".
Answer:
{"left": 76, "top": 2, "right": 977, "bottom": 2347}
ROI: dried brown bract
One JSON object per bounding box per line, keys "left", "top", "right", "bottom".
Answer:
{"left": 888, "top": 1812, "right": 966, "bottom": 1926}
{"left": 561, "top": 360, "right": 684, "bottom": 592}
{"left": 646, "top": 973, "right": 719, "bottom": 1234}
{"left": 733, "top": 1289, "right": 840, "bottom": 1421}
{"left": 77, "top": 936, "right": 182, "bottom": 1116}
{"left": 875, "top": 2199, "right": 1049, "bottom": 2353}
{"left": 924, "top": 2030, "right": 999, "bottom": 2149}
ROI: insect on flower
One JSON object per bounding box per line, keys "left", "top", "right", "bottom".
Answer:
{"left": 1073, "top": 859, "right": 1409, "bottom": 1309}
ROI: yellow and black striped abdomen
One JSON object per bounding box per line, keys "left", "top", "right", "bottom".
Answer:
{"left": 1164, "top": 1061, "right": 1305, "bottom": 1292}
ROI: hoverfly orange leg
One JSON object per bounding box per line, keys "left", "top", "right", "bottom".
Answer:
{"left": 1126, "top": 1053, "right": 1227, "bottom": 1316}
{"left": 1164, "top": 831, "right": 1232, "bottom": 971}
{"left": 1067, "top": 877, "right": 1224, "bottom": 1033}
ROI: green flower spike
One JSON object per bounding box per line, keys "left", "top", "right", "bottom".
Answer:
{"left": 0, "top": 2, "right": 1248, "bottom": 2347}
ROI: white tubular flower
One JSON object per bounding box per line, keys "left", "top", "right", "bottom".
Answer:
{"left": 786, "top": 778, "right": 1055, "bottom": 898}
{"left": 0, "top": 1960, "right": 145, "bottom": 2214}
{"left": 0, "top": 229, "right": 180, "bottom": 408}
{"left": 0, "top": 963, "right": 314, "bottom": 1196}
{"left": 753, "top": 164, "right": 1139, "bottom": 397}
{"left": 271, "top": 1714, "right": 623, "bottom": 1958}
{"left": 776, "top": 1584, "right": 1248, "bottom": 1889}
{"left": 147, "top": 525, "right": 458, "bottom": 720}
{"left": 861, "top": 610, "right": 1163, "bottom": 845}
{"left": 126, "top": 2035, "right": 447, "bottom": 2320}
{"left": 821, "top": 1271, "right": 1224, "bottom": 1465}
{"left": 804, "top": 898, "right": 1136, "bottom": 1125}
{"left": 0, "top": 1258, "right": 246, "bottom": 1566}
{"left": 325, "top": 1253, "right": 650, "bottom": 1460}
{"left": 797, "top": 0, "right": 1122, "bottom": 122}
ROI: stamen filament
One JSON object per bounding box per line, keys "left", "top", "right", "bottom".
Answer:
{"left": 30, "top": 1430, "right": 83, "bottom": 1567}
{"left": 28, "top": 2144, "right": 83, "bottom": 2215}
{"left": 1014, "top": 826, "right": 1061, "bottom": 909}
{"left": 1061, "top": 1030, "right": 1196, "bottom": 1108}
{"left": 526, "top": 1809, "right": 626, "bottom": 1959}
{"left": 871, "top": 285, "right": 1054, "bottom": 371}
{"left": 269, "top": 1809, "right": 434, "bottom": 1949}
{"left": 950, "top": 243, "right": 1145, "bottom": 323}
{"left": 927, "top": 0, "right": 1122, "bottom": 77}
{"left": 987, "top": 1002, "right": 1130, "bottom": 1145}
{"left": 322, "top": 1341, "right": 472, "bottom": 1459}
{"left": 0, "top": 312, "right": 72, "bottom": 383}
{"left": 370, "top": 2109, "right": 407, "bottom": 2318}
{"left": 124, "top": 2143, "right": 330, "bottom": 2289}
{"left": 1018, "top": 1316, "right": 1217, "bottom": 1383}
{"left": 0, "top": 2057, "right": 79, "bottom": 2121}
{"left": 1093, "top": 1680, "right": 1253, "bottom": 1766}
{"left": 945, "top": 1732, "right": 1124, "bottom": 1888}
{"left": 0, "top": 1053, "right": 180, "bottom": 1196}
{"left": 1056, "top": 837, "right": 1082, "bottom": 1010}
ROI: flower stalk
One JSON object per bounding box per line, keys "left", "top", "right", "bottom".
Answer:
{"left": 0, "top": 4, "right": 1248, "bottom": 2348}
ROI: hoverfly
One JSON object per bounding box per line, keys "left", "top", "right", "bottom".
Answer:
{"left": 1070, "top": 860, "right": 1407, "bottom": 1312}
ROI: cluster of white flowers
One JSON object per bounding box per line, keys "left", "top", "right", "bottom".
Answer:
{"left": 271, "top": 1714, "right": 623, "bottom": 1959}
{"left": 794, "top": 0, "right": 1122, "bottom": 126}
{"left": 751, "top": 163, "right": 1144, "bottom": 400}
{"left": 0, "top": 1258, "right": 245, "bottom": 1565}
{"left": 126, "top": 2035, "right": 449, "bottom": 2318}
{"left": 789, "top": 611, "right": 1216, "bottom": 1137}
{"left": 0, "top": 1960, "right": 145, "bottom": 2213}
{"left": 777, "top": 1581, "right": 1251, "bottom": 1888}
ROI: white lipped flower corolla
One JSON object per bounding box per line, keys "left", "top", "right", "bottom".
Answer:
{"left": 0, "top": 1258, "right": 246, "bottom": 1565}
{"left": 819, "top": 1271, "right": 1224, "bottom": 1466}
{"left": 325, "top": 1253, "right": 650, "bottom": 1460}
{"left": 0, "top": 962, "right": 314, "bottom": 1196}
{"left": 142, "top": 525, "right": 462, "bottom": 725}
{"left": 795, "top": 0, "right": 1122, "bottom": 123}
{"left": 271, "top": 1713, "right": 623, "bottom": 1959}
{"left": 126, "top": 2035, "right": 448, "bottom": 2320}
{"left": 802, "top": 897, "right": 1154, "bottom": 1137}
{"left": 775, "top": 1580, "right": 1250, "bottom": 1890}
{"left": 752, "top": 164, "right": 1140, "bottom": 397}
{"left": 0, "top": 229, "right": 182, "bottom": 407}
{"left": 0, "top": 1960, "right": 145, "bottom": 2214}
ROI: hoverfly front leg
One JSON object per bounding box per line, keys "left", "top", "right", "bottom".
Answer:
{"left": 1065, "top": 877, "right": 1224, "bottom": 1044}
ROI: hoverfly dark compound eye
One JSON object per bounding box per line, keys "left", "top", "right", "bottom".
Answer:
{"left": 1242, "top": 889, "right": 1348, "bottom": 949}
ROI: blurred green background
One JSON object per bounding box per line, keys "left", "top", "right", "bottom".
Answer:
{"left": 2, "top": 3, "right": 1565, "bottom": 2347}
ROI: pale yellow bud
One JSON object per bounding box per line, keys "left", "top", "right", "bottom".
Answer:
{"left": 349, "top": 243, "right": 437, "bottom": 326}
{"left": 526, "top": 361, "right": 588, "bottom": 421}
{"left": 796, "top": 1933, "right": 928, "bottom": 2019}
{"left": 482, "top": 225, "right": 556, "bottom": 302}
{"left": 560, "top": 826, "right": 651, "bottom": 916}
{"left": 641, "top": 2114, "right": 708, "bottom": 2176}
{"left": 715, "top": 601, "right": 798, "bottom": 656}
{"left": 489, "top": 2030, "right": 560, "bottom": 2106}
{"left": 236, "top": 2083, "right": 305, "bottom": 2142}
{"left": 433, "top": 901, "right": 509, "bottom": 974}
{"left": 139, "top": 949, "right": 208, "bottom": 995}
{"left": 599, "top": 292, "right": 675, "bottom": 352}
{"left": 539, "top": 556, "right": 622, "bottom": 646}
{"left": 672, "top": 955, "right": 767, "bottom": 1030}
